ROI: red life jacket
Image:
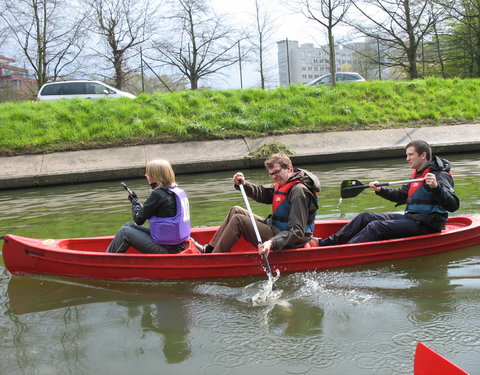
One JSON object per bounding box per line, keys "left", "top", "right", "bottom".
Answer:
{"left": 272, "top": 180, "right": 302, "bottom": 212}
{"left": 407, "top": 168, "right": 431, "bottom": 198}
{"left": 271, "top": 180, "right": 317, "bottom": 233}
{"left": 406, "top": 168, "right": 451, "bottom": 213}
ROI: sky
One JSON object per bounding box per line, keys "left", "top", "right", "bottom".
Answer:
{"left": 209, "top": 0, "right": 333, "bottom": 89}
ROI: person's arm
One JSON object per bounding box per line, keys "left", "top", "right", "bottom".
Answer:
{"left": 375, "top": 183, "right": 409, "bottom": 204}
{"left": 376, "top": 171, "right": 459, "bottom": 212}
{"left": 428, "top": 171, "right": 460, "bottom": 212}
{"left": 132, "top": 190, "right": 170, "bottom": 225}
{"left": 234, "top": 177, "right": 275, "bottom": 204}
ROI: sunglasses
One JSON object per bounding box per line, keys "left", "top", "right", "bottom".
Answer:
{"left": 268, "top": 168, "right": 284, "bottom": 177}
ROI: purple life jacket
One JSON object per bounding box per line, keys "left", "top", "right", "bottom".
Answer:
{"left": 149, "top": 186, "right": 191, "bottom": 245}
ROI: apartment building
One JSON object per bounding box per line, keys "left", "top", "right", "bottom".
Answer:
{"left": 0, "top": 55, "right": 36, "bottom": 96}
{"left": 277, "top": 39, "right": 355, "bottom": 86}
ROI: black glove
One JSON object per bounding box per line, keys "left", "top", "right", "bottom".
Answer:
{"left": 128, "top": 191, "right": 138, "bottom": 203}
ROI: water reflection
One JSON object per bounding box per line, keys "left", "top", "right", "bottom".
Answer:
{"left": 269, "top": 300, "right": 324, "bottom": 337}
{"left": 7, "top": 277, "right": 152, "bottom": 315}
{"left": 127, "top": 299, "right": 191, "bottom": 364}
{"left": 7, "top": 276, "right": 195, "bottom": 366}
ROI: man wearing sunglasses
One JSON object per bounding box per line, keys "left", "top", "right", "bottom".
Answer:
{"left": 194, "top": 153, "right": 320, "bottom": 255}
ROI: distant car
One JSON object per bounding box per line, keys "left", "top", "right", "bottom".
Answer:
{"left": 307, "top": 72, "right": 366, "bottom": 86}
{"left": 37, "top": 80, "right": 136, "bottom": 101}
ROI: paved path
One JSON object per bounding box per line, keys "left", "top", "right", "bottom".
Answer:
{"left": 1, "top": 124, "right": 479, "bottom": 190}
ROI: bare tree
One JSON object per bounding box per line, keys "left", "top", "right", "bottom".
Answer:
{"left": 248, "top": 0, "right": 278, "bottom": 89}
{"left": 85, "top": 0, "right": 159, "bottom": 90}
{"left": 289, "top": 0, "right": 351, "bottom": 87}
{"left": 0, "top": 19, "right": 9, "bottom": 48}
{"left": 347, "top": 0, "right": 443, "bottom": 79}
{"left": 0, "top": 0, "right": 85, "bottom": 89}
{"left": 151, "top": 0, "right": 243, "bottom": 90}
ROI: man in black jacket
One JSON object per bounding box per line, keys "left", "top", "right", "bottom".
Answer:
{"left": 317, "top": 140, "right": 459, "bottom": 246}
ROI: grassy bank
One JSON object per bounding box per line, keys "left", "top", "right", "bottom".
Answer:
{"left": 1, "top": 77, "right": 480, "bottom": 156}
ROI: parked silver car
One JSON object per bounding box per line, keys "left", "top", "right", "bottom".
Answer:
{"left": 307, "top": 72, "right": 366, "bottom": 86}
{"left": 37, "top": 80, "right": 136, "bottom": 101}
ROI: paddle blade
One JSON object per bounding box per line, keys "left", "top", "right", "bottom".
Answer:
{"left": 340, "top": 180, "right": 369, "bottom": 199}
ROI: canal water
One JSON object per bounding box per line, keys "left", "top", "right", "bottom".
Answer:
{"left": 1, "top": 153, "right": 479, "bottom": 375}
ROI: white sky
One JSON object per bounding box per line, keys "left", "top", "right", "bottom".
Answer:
{"left": 209, "top": 0, "right": 333, "bottom": 89}
{"left": 211, "top": 0, "right": 328, "bottom": 44}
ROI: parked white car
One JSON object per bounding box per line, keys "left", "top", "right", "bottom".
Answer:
{"left": 307, "top": 72, "right": 366, "bottom": 86}
{"left": 37, "top": 80, "right": 136, "bottom": 101}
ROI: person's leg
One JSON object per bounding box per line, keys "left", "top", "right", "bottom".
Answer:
{"left": 208, "top": 207, "right": 259, "bottom": 246}
{"left": 348, "top": 216, "right": 427, "bottom": 244}
{"left": 211, "top": 206, "right": 273, "bottom": 252}
{"left": 106, "top": 222, "right": 171, "bottom": 254}
{"left": 320, "top": 212, "right": 404, "bottom": 246}
{"left": 209, "top": 206, "right": 249, "bottom": 244}
{"left": 106, "top": 222, "right": 137, "bottom": 253}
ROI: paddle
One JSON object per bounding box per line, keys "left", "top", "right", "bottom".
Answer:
{"left": 239, "top": 183, "right": 277, "bottom": 290}
{"left": 120, "top": 181, "right": 134, "bottom": 196}
{"left": 341, "top": 178, "right": 424, "bottom": 199}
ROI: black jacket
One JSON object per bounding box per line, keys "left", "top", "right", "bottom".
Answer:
{"left": 131, "top": 188, "right": 177, "bottom": 226}
{"left": 376, "top": 156, "right": 459, "bottom": 231}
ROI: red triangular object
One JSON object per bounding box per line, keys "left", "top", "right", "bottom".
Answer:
{"left": 414, "top": 342, "right": 469, "bottom": 375}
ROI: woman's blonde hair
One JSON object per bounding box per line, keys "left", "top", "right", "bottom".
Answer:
{"left": 146, "top": 159, "right": 176, "bottom": 188}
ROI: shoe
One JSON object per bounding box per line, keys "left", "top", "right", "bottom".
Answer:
{"left": 318, "top": 237, "right": 335, "bottom": 247}
{"left": 190, "top": 237, "right": 213, "bottom": 253}
{"left": 190, "top": 237, "right": 205, "bottom": 253}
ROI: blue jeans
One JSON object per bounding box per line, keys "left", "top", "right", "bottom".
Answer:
{"left": 106, "top": 222, "right": 186, "bottom": 254}
{"left": 321, "top": 212, "right": 435, "bottom": 245}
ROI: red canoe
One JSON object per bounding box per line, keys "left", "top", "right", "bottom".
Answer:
{"left": 414, "top": 342, "right": 469, "bottom": 375}
{"left": 2, "top": 216, "right": 480, "bottom": 281}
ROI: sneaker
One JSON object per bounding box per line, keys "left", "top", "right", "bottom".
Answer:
{"left": 203, "top": 244, "right": 214, "bottom": 253}
{"left": 190, "top": 237, "right": 205, "bottom": 253}
{"left": 318, "top": 238, "right": 335, "bottom": 247}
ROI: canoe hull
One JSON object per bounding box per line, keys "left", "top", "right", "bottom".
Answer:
{"left": 3, "top": 216, "right": 480, "bottom": 281}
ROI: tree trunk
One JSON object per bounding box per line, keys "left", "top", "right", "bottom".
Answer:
{"left": 328, "top": 27, "right": 336, "bottom": 87}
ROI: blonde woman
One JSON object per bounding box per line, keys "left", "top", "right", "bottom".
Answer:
{"left": 106, "top": 160, "right": 191, "bottom": 254}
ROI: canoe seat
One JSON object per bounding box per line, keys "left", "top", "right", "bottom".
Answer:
{"left": 180, "top": 240, "right": 202, "bottom": 254}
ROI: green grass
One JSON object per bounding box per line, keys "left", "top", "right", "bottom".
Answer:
{"left": 1, "top": 77, "right": 480, "bottom": 156}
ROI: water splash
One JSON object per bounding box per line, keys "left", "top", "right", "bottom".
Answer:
{"left": 238, "top": 276, "right": 285, "bottom": 307}
{"left": 251, "top": 285, "right": 283, "bottom": 306}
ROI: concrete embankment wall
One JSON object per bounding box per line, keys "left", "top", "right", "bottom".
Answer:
{"left": 1, "top": 124, "right": 479, "bottom": 190}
